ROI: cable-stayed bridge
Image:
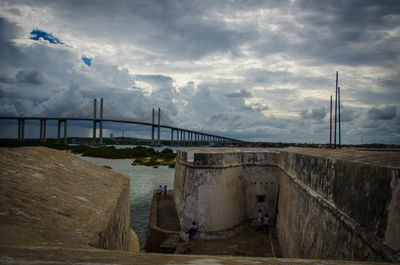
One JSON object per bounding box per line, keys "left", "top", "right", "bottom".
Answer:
{"left": 0, "top": 98, "right": 244, "bottom": 146}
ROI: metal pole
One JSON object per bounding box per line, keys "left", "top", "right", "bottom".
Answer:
{"left": 330, "top": 95, "right": 332, "bottom": 148}
{"left": 100, "top": 98, "right": 103, "bottom": 144}
{"left": 334, "top": 71, "right": 338, "bottom": 148}
{"left": 93, "top": 98, "right": 97, "bottom": 143}
{"left": 338, "top": 87, "right": 341, "bottom": 149}
{"left": 151, "top": 108, "right": 155, "bottom": 145}
{"left": 157, "top": 108, "right": 161, "bottom": 145}
{"left": 171, "top": 129, "right": 174, "bottom": 146}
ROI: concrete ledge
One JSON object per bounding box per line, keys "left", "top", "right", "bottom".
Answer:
{"left": 145, "top": 190, "right": 180, "bottom": 252}
{"left": 0, "top": 245, "right": 390, "bottom": 264}
{"left": 177, "top": 149, "right": 279, "bottom": 168}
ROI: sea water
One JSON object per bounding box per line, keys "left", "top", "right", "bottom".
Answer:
{"left": 77, "top": 155, "right": 175, "bottom": 251}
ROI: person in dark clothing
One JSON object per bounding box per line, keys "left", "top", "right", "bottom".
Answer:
{"left": 187, "top": 221, "right": 198, "bottom": 238}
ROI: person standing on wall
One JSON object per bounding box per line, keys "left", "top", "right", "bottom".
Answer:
{"left": 156, "top": 185, "right": 162, "bottom": 199}
{"left": 257, "top": 209, "right": 263, "bottom": 231}
{"left": 263, "top": 214, "right": 270, "bottom": 233}
{"left": 163, "top": 185, "right": 168, "bottom": 199}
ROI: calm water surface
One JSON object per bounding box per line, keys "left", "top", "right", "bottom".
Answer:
{"left": 77, "top": 155, "right": 175, "bottom": 251}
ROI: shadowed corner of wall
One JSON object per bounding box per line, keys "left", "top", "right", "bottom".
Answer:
{"left": 129, "top": 229, "right": 140, "bottom": 252}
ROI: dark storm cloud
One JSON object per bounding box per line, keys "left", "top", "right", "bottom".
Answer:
{"left": 23, "top": 0, "right": 258, "bottom": 60}
{"left": 248, "top": 0, "right": 400, "bottom": 67}
{"left": 225, "top": 89, "right": 252, "bottom": 98}
{"left": 340, "top": 106, "right": 361, "bottom": 123}
{"left": 290, "top": 0, "right": 400, "bottom": 67}
{"left": 367, "top": 106, "right": 397, "bottom": 120}
{"left": 245, "top": 69, "right": 330, "bottom": 89}
{"left": 16, "top": 70, "right": 45, "bottom": 85}
{"left": 238, "top": 103, "right": 269, "bottom": 112}
{"left": 135, "top": 75, "right": 173, "bottom": 87}
{"left": 0, "top": 0, "right": 399, "bottom": 143}
{"left": 209, "top": 113, "right": 241, "bottom": 122}
{"left": 300, "top": 107, "right": 327, "bottom": 120}
{"left": 0, "top": 75, "right": 14, "bottom": 84}
{"left": 0, "top": 17, "right": 23, "bottom": 65}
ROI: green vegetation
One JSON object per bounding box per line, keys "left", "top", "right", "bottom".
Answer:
{"left": 0, "top": 139, "right": 176, "bottom": 168}
{"left": 69, "top": 145, "right": 176, "bottom": 167}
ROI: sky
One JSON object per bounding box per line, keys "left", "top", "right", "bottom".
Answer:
{"left": 0, "top": 0, "right": 399, "bottom": 144}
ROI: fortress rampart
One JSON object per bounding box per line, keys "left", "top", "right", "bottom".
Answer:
{"left": 0, "top": 147, "right": 138, "bottom": 252}
{"left": 174, "top": 147, "right": 400, "bottom": 262}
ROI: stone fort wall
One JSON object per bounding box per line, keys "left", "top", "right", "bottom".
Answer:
{"left": 174, "top": 147, "right": 400, "bottom": 262}
{"left": 174, "top": 149, "right": 280, "bottom": 239}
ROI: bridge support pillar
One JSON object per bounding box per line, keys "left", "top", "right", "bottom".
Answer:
{"left": 57, "top": 120, "right": 61, "bottom": 144}
{"left": 93, "top": 99, "right": 97, "bottom": 144}
{"left": 63, "top": 120, "right": 68, "bottom": 145}
{"left": 157, "top": 108, "right": 160, "bottom": 145}
{"left": 43, "top": 120, "right": 47, "bottom": 143}
{"left": 17, "top": 119, "right": 25, "bottom": 141}
{"left": 40, "top": 119, "right": 47, "bottom": 143}
{"left": 151, "top": 108, "right": 155, "bottom": 145}
{"left": 99, "top": 98, "right": 103, "bottom": 144}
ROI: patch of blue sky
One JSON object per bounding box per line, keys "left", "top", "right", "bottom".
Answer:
{"left": 30, "top": 30, "right": 64, "bottom": 45}
{"left": 81, "top": 56, "right": 92, "bottom": 67}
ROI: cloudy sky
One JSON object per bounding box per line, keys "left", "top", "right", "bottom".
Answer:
{"left": 0, "top": 0, "right": 399, "bottom": 144}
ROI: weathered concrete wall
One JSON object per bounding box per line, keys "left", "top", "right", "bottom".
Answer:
{"left": 174, "top": 149, "right": 279, "bottom": 239}
{"left": 277, "top": 148, "right": 400, "bottom": 262}
{"left": 98, "top": 176, "right": 131, "bottom": 251}
{"left": 145, "top": 191, "right": 180, "bottom": 252}
{"left": 0, "top": 147, "right": 138, "bottom": 252}
{"left": 243, "top": 165, "right": 279, "bottom": 223}
{"left": 174, "top": 147, "right": 400, "bottom": 262}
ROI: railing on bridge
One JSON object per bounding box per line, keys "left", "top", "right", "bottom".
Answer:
{"left": 0, "top": 99, "right": 244, "bottom": 146}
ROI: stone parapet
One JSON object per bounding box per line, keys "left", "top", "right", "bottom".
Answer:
{"left": 177, "top": 148, "right": 279, "bottom": 167}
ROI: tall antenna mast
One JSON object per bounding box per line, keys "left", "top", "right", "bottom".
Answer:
{"left": 334, "top": 71, "right": 338, "bottom": 148}
{"left": 338, "top": 87, "right": 341, "bottom": 149}
{"left": 330, "top": 95, "right": 332, "bottom": 148}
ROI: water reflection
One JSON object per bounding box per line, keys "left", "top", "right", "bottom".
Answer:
{"left": 77, "top": 155, "right": 174, "bottom": 251}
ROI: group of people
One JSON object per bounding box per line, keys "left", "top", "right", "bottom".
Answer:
{"left": 257, "top": 209, "right": 270, "bottom": 232}
{"left": 156, "top": 185, "right": 168, "bottom": 199}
